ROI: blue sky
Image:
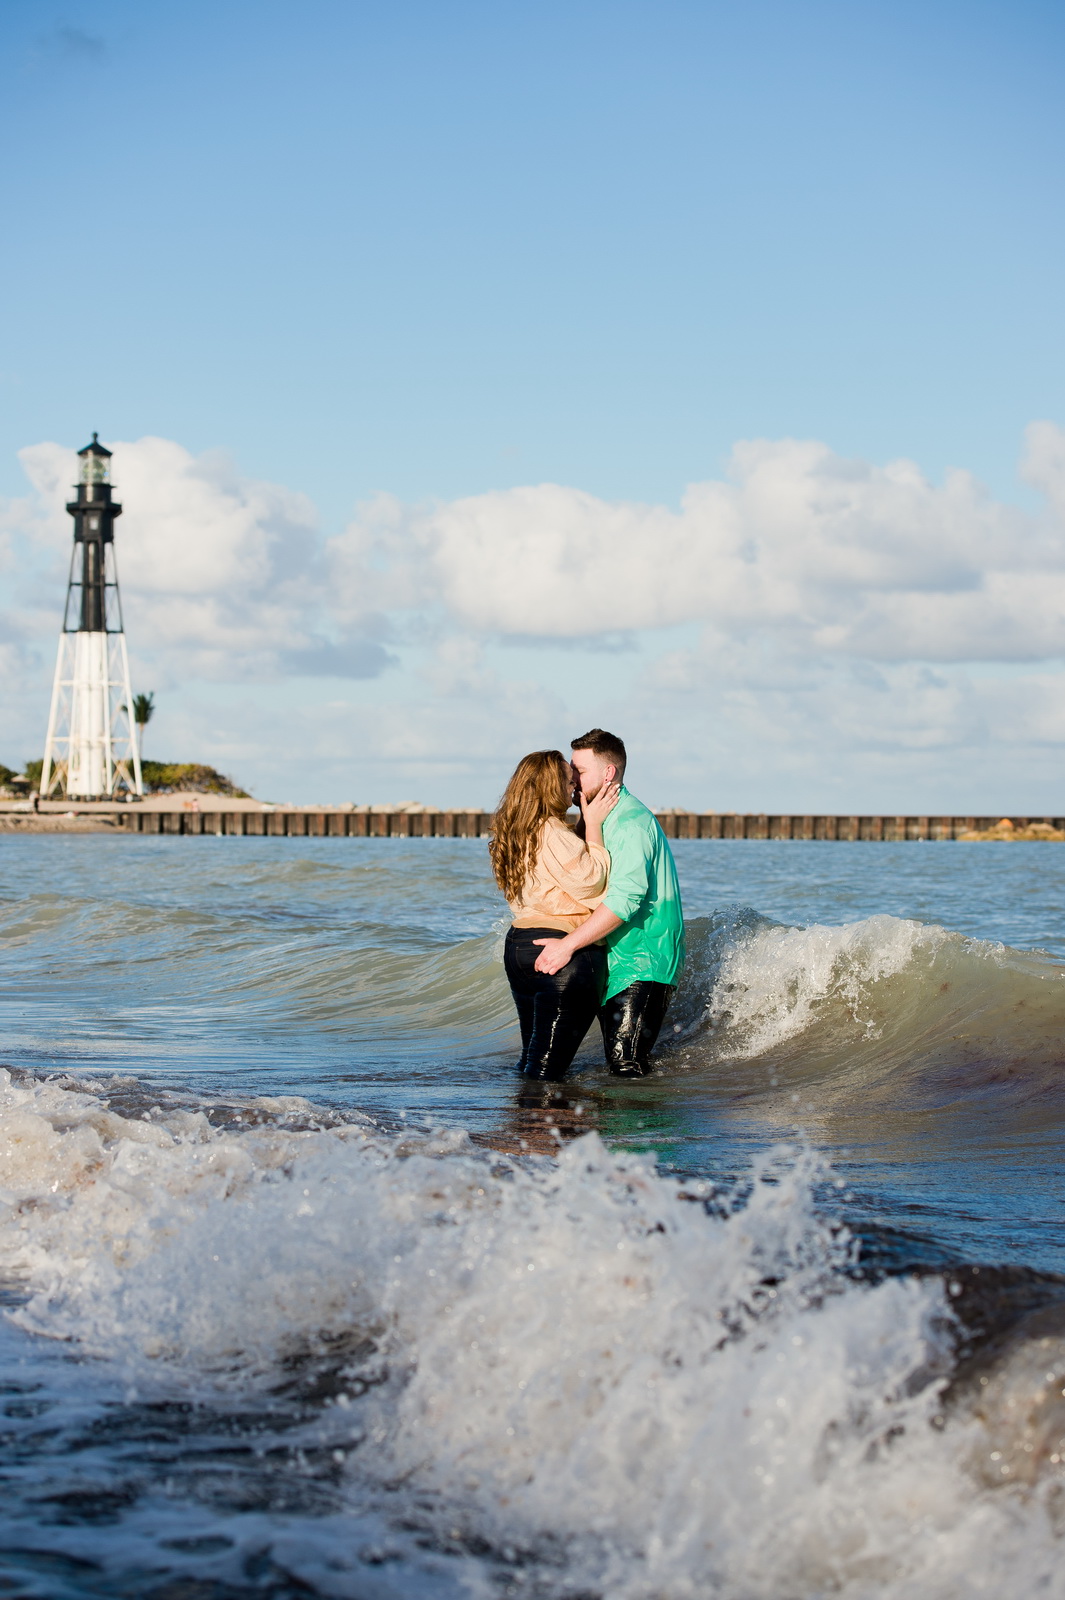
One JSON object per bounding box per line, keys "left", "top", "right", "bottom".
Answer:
{"left": 2, "top": 0, "right": 1064, "bottom": 807}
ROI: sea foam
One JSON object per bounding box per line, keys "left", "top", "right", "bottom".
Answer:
{"left": 3, "top": 1069, "right": 1065, "bottom": 1597}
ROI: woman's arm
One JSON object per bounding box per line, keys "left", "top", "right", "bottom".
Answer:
{"left": 539, "top": 789, "right": 617, "bottom": 894}
{"left": 540, "top": 824, "right": 609, "bottom": 894}
{"left": 580, "top": 780, "right": 620, "bottom": 848}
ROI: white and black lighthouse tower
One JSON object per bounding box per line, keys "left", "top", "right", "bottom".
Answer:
{"left": 41, "top": 435, "right": 143, "bottom": 799}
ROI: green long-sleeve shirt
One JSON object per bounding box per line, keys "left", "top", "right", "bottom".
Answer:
{"left": 601, "top": 787, "right": 685, "bottom": 1001}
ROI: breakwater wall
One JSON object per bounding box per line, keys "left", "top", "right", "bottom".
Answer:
{"left": 113, "top": 810, "right": 1065, "bottom": 841}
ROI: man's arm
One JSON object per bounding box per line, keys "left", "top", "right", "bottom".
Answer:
{"left": 533, "top": 811, "right": 656, "bottom": 975}
{"left": 599, "top": 816, "right": 655, "bottom": 923}
{"left": 533, "top": 903, "right": 623, "bottom": 975}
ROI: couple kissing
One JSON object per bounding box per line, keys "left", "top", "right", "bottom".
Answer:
{"left": 489, "top": 729, "right": 686, "bottom": 1083}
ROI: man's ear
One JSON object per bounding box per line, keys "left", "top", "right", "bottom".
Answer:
{"left": 604, "top": 763, "right": 617, "bottom": 784}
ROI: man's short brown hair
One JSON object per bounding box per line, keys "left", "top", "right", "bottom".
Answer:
{"left": 571, "top": 728, "right": 627, "bottom": 776}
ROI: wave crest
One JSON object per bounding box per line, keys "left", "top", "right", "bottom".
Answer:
{"left": 669, "top": 910, "right": 1065, "bottom": 1116}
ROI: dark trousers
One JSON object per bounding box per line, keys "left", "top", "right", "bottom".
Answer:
{"left": 504, "top": 927, "right": 606, "bottom": 1081}
{"left": 598, "top": 981, "right": 674, "bottom": 1077}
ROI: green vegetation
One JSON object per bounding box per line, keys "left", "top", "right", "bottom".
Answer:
{"left": 2, "top": 757, "right": 247, "bottom": 797}
{"left": 132, "top": 692, "right": 155, "bottom": 757}
{"left": 140, "top": 762, "right": 249, "bottom": 797}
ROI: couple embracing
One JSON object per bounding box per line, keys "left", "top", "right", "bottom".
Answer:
{"left": 489, "top": 729, "right": 685, "bottom": 1082}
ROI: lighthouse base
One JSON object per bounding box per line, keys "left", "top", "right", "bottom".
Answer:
{"left": 42, "top": 632, "right": 143, "bottom": 800}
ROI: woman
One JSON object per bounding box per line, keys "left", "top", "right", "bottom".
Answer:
{"left": 489, "top": 750, "right": 619, "bottom": 1081}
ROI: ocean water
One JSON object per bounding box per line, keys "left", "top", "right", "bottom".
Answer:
{"left": 2, "top": 835, "right": 1065, "bottom": 1598}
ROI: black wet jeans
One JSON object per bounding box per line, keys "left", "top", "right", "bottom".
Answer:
{"left": 504, "top": 927, "right": 606, "bottom": 1081}
{"left": 598, "top": 981, "right": 675, "bottom": 1077}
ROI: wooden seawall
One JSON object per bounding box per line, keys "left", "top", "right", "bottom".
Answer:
{"left": 114, "top": 809, "right": 1065, "bottom": 841}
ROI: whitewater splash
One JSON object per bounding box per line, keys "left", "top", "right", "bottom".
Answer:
{"left": 675, "top": 909, "right": 944, "bottom": 1054}
{"left": 3, "top": 1069, "right": 1065, "bottom": 1597}
{"left": 667, "top": 908, "right": 1065, "bottom": 1123}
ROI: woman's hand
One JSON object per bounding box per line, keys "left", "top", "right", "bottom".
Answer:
{"left": 582, "top": 780, "right": 621, "bottom": 830}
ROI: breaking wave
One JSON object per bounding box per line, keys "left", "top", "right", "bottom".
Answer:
{"left": 669, "top": 909, "right": 1065, "bottom": 1114}
{"left": 3, "top": 1069, "right": 1065, "bottom": 1597}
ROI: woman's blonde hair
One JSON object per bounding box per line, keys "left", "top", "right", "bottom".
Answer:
{"left": 488, "top": 750, "right": 573, "bottom": 902}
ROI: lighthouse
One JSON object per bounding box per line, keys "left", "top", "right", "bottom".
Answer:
{"left": 41, "top": 435, "right": 143, "bottom": 800}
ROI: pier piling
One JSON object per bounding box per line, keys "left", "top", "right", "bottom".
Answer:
{"left": 81, "top": 809, "right": 1065, "bottom": 839}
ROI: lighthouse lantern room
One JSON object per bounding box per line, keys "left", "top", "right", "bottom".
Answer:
{"left": 41, "top": 435, "right": 143, "bottom": 800}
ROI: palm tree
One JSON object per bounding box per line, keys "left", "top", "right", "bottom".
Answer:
{"left": 132, "top": 692, "right": 155, "bottom": 761}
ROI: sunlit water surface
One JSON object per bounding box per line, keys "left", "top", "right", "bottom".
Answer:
{"left": 2, "top": 835, "right": 1065, "bottom": 1598}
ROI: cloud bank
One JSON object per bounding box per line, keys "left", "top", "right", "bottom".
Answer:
{"left": 3, "top": 425, "right": 1065, "bottom": 805}
{"left": 335, "top": 423, "right": 1065, "bottom": 662}
{"left": 15, "top": 438, "right": 389, "bottom": 682}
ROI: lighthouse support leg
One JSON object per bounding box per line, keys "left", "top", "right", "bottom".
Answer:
{"left": 41, "top": 634, "right": 74, "bottom": 799}
{"left": 111, "top": 633, "right": 142, "bottom": 797}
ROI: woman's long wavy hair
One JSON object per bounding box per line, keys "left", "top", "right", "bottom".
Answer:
{"left": 489, "top": 750, "right": 573, "bottom": 902}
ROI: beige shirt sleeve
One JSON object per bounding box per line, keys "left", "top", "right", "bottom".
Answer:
{"left": 508, "top": 816, "right": 611, "bottom": 932}
{"left": 538, "top": 817, "right": 610, "bottom": 899}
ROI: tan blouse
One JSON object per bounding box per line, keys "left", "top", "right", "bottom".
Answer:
{"left": 509, "top": 816, "right": 610, "bottom": 934}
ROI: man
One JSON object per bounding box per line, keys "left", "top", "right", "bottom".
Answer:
{"left": 534, "top": 728, "right": 685, "bottom": 1076}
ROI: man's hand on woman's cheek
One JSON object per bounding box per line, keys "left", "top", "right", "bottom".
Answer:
{"left": 533, "top": 937, "right": 573, "bottom": 974}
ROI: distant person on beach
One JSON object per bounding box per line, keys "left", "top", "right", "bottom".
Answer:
{"left": 534, "top": 729, "right": 685, "bottom": 1077}
{"left": 489, "top": 751, "right": 620, "bottom": 1081}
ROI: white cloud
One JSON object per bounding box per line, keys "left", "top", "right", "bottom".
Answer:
{"left": 331, "top": 425, "right": 1065, "bottom": 661}
{"left": 5, "top": 423, "right": 1065, "bottom": 805}
{"left": 12, "top": 425, "right": 1065, "bottom": 681}
{"left": 15, "top": 438, "right": 390, "bottom": 683}
{"left": 1022, "top": 420, "right": 1065, "bottom": 523}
